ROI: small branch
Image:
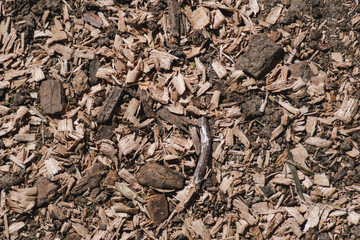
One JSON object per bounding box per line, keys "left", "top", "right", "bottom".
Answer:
{"left": 194, "top": 117, "right": 211, "bottom": 184}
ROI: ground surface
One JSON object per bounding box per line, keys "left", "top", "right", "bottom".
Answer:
{"left": 1, "top": 0, "right": 360, "bottom": 239}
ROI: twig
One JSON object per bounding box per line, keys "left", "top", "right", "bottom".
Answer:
{"left": 286, "top": 149, "right": 305, "bottom": 201}
{"left": 194, "top": 117, "right": 211, "bottom": 184}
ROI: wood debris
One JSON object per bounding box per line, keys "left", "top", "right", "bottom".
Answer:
{"left": 1, "top": 0, "right": 359, "bottom": 239}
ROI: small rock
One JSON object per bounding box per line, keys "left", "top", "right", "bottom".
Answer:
{"left": 309, "top": 29, "right": 322, "bottom": 40}
{"left": 48, "top": 204, "right": 67, "bottom": 220}
{"left": 288, "top": 61, "right": 313, "bottom": 82}
{"left": 72, "top": 70, "right": 89, "bottom": 95}
{"left": 146, "top": 194, "right": 169, "bottom": 226}
{"left": 235, "top": 35, "right": 284, "bottom": 79}
{"left": 0, "top": 174, "right": 23, "bottom": 190}
{"left": 35, "top": 177, "right": 58, "bottom": 206}
{"left": 136, "top": 163, "right": 184, "bottom": 189}
{"left": 39, "top": 80, "right": 66, "bottom": 114}
{"left": 340, "top": 139, "right": 352, "bottom": 151}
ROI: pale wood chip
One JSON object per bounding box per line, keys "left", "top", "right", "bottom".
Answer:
{"left": 172, "top": 73, "right": 186, "bottom": 95}
{"left": 213, "top": 9, "right": 226, "bottom": 29}
{"left": 196, "top": 81, "right": 212, "bottom": 97}
{"left": 305, "top": 116, "right": 317, "bottom": 136}
{"left": 304, "top": 204, "right": 323, "bottom": 232}
{"left": 124, "top": 98, "right": 140, "bottom": 125}
{"left": 233, "top": 198, "right": 256, "bottom": 225}
{"left": 284, "top": 207, "right": 305, "bottom": 225}
{"left": 347, "top": 211, "right": 360, "bottom": 225}
{"left": 314, "top": 173, "right": 330, "bottom": 187}
{"left": 211, "top": 61, "right": 227, "bottom": 78}
{"left": 334, "top": 98, "right": 358, "bottom": 123}
{"left": 191, "top": 219, "right": 211, "bottom": 240}
{"left": 233, "top": 125, "right": 250, "bottom": 148}
{"left": 305, "top": 137, "right": 332, "bottom": 148}
{"left": 184, "top": 6, "right": 210, "bottom": 30}
{"left": 265, "top": 5, "right": 283, "bottom": 25}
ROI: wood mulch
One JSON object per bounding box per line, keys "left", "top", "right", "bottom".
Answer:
{"left": 1, "top": 0, "right": 360, "bottom": 239}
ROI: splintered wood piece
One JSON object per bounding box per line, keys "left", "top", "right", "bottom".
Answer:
{"left": 124, "top": 98, "right": 140, "bottom": 125}
{"left": 146, "top": 194, "right": 169, "bottom": 226}
{"left": 233, "top": 125, "right": 250, "bottom": 148}
{"left": 97, "top": 86, "right": 123, "bottom": 123}
{"left": 136, "top": 163, "right": 184, "bottom": 189}
{"left": 314, "top": 173, "right": 330, "bottom": 187}
{"left": 39, "top": 80, "right": 66, "bottom": 115}
{"left": 191, "top": 219, "right": 211, "bottom": 240}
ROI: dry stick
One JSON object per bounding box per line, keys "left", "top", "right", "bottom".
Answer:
{"left": 194, "top": 117, "right": 211, "bottom": 184}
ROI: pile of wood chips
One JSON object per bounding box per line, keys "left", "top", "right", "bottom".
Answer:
{"left": 1, "top": 0, "right": 360, "bottom": 239}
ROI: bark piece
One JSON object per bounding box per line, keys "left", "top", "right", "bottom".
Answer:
{"left": 235, "top": 35, "right": 284, "bottom": 79}
{"left": 89, "top": 59, "right": 101, "bottom": 85}
{"left": 97, "top": 86, "right": 123, "bottom": 123}
{"left": 35, "top": 177, "right": 58, "bottom": 207}
{"left": 71, "top": 163, "right": 109, "bottom": 195}
{"left": 167, "top": 0, "right": 182, "bottom": 40}
{"left": 136, "top": 163, "right": 184, "bottom": 189}
{"left": 146, "top": 194, "right": 169, "bottom": 226}
{"left": 39, "top": 80, "right": 66, "bottom": 115}
{"left": 157, "top": 107, "right": 190, "bottom": 132}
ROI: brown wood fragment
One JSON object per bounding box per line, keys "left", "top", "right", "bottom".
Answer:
{"left": 71, "top": 163, "right": 109, "bottom": 195}
{"left": 136, "top": 163, "right": 184, "bottom": 189}
{"left": 89, "top": 59, "right": 101, "bottom": 85}
{"left": 167, "top": 0, "right": 182, "bottom": 41}
{"left": 157, "top": 108, "right": 190, "bottom": 132}
{"left": 97, "top": 86, "right": 123, "bottom": 123}
{"left": 39, "top": 80, "right": 66, "bottom": 115}
{"left": 146, "top": 194, "right": 169, "bottom": 226}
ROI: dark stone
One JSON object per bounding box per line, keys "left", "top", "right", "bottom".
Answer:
{"left": 340, "top": 139, "right": 352, "bottom": 151}
{"left": 235, "top": 35, "right": 284, "bottom": 79}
